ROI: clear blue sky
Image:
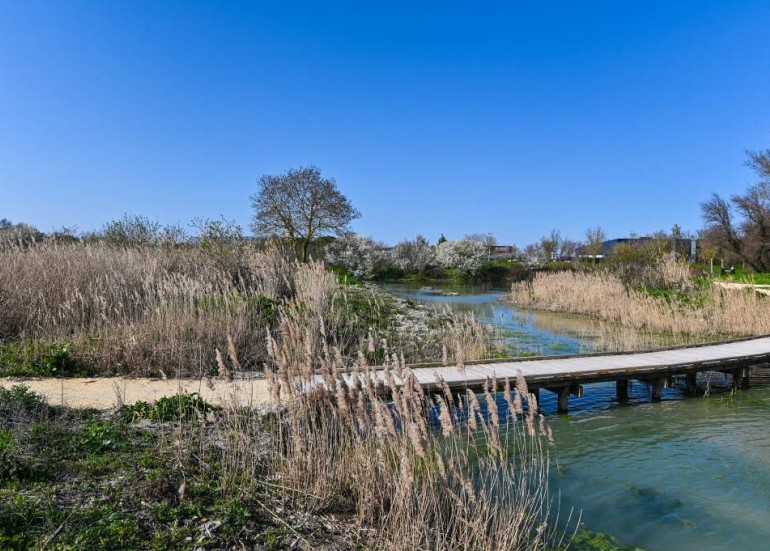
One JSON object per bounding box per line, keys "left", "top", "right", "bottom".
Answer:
{"left": 2, "top": 1, "right": 770, "bottom": 246}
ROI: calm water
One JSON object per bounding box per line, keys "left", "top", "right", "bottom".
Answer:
{"left": 383, "top": 282, "right": 770, "bottom": 551}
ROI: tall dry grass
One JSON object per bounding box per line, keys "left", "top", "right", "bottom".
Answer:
{"left": 0, "top": 241, "right": 302, "bottom": 376}
{"left": 0, "top": 241, "right": 498, "bottom": 376}
{"left": 252, "top": 319, "right": 567, "bottom": 549}
{"left": 0, "top": 240, "right": 561, "bottom": 547}
{"left": 511, "top": 269, "right": 770, "bottom": 336}
{"left": 170, "top": 276, "right": 566, "bottom": 548}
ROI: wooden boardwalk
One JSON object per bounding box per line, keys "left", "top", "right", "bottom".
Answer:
{"left": 399, "top": 336, "right": 770, "bottom": 412}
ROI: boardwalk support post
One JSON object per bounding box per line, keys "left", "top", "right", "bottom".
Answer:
{"left": 732, "top": 367, "right": 749, "bottom": 390}
{"left": 557, "top": 387, "right": 569, "bottom": 413}
{"left": 543, "top": 386, "right": 571, "bottom": 413}
{"left": 616, "top": 379, "right": 629, "bottom": 403}
{"left": 686, "top": 372, "right": 697, "bottom": 395}
{"left": 651, "top": 378, "right": 667, "bottom": 401}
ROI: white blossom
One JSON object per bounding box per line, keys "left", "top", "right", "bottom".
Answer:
{"left": 324, "top": 233, "right": 382, "bottom": 279}
{"left": 434, "top": 239, "right": 487, "bottom": 275}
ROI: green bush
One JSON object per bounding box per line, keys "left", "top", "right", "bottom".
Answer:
{"left": 329, "top": 265, "right": 365, "bottom": 285}
{"left": 0, "top": 385, "right": 47, "bottom": 417}
{"left": 121, "top": 393, "right": 216, "bottom": 422}
{"left": 0, "top": 340, "right": 95, "bottom": 377}
{"left": 0, "top": 430, "right": 20, "bottom": 480}
{"left": 0, "top": 493, "right": 49, "bottom": 550}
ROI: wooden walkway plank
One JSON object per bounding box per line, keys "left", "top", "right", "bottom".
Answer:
{"left": 401, "top": 336, "right": 770, "bottom": 399}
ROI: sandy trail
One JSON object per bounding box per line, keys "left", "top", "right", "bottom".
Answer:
{"left": 713, "top": 281, "right": 770, "bottom": 295}
{"left": 0, "top": 377, "right": 271, "bottom": 410}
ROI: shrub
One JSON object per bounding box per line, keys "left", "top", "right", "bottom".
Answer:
{"left": 390, "top": 235, "right": 434, "bottom": 272}
{"left": 324, "top": 233, "right": 383, "bottom": 280}
{"left": 435, "top": 238, "right": 487, "bottom": 276}
{"left": 121, "top": 393, "right": 215, "bottom": 422}
{"left": 0, "top": 385, "right": 47, "bottom": 418}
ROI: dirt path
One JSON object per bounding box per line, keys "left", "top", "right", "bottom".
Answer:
{"left": 0, "top": 377, "right": 271, "bottom": 410}
{"left": 713, "top": 281, "right": 770, "bottom": 295}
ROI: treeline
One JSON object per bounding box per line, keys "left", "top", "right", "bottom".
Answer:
{"left": 324, "top": 233, "right": 503, "bottom": 281}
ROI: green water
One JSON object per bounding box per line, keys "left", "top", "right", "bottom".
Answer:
{"left": 383, "top": 283, "right": 770, "bottom": 551}
{"left": 552, "top": 389, "right": 770, "bottom": 550}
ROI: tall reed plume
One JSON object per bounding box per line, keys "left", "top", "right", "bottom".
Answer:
{"left": 511, "top": 269, "right": 770, "bottom": 337}
{"left": 258, "top": 296, "right": 567, "bottom": 549}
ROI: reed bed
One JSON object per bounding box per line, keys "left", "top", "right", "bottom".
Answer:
{"left": 250, "top": 311, "right": 567, "bottom": 549}
{"left": 0, "top": 241, "right": 563, "bottom": 548}
{"left": 511, "top": 270, "right": 770, "bottom": 337}
{"left": 0, "top": 241, "right": 498, "bottom": 377}
{"left": 0, "top": 241, "right": 297, "bottom": 376}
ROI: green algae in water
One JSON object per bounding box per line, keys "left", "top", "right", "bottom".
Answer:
{"left": 571, "top": 529, "right": 645, "bottom": 551}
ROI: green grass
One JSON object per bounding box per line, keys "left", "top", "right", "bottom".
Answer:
{"left": 0, "top": 386, "right": 339, "bottom": 549}
{"left": 633, "top": 286, "right": 707, "bottom": 308}
{"left": 704, "top": 264, "right": 770, "bottom": 284}
{"left": 0, "top": 340, "right": 99, "bottom": 378}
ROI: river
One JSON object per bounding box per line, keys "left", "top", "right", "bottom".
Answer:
{"left": 382, "top": 282, "right": 770, "bottom": 551}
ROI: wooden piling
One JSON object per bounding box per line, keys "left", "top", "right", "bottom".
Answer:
{"left": 651, "top": 378, "right": 664, "bottom": 401}
{"left": 732, "top": 367, "right": 749, "bottom": 390}
{"left": 686, "top": 372, "right": 697, "bottom": 395}
{"left": 557, "top": 387, "right": 570, "bottom": 413}
{"left": 616, "top": 379, "right": 629, "bottom": 402}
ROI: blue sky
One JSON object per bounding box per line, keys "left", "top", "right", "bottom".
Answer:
{"left": 2, "top": 1, "right": 769, "bottom": 246}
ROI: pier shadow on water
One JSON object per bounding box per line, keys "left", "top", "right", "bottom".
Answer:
{"left": 384, "top": 282, "right": 770, "bottom": 551}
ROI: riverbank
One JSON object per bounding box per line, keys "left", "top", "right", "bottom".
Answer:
{"left": 1, "top": 242, "right": 567, "bottom": 550}
{"left": 511, "top": 270, "right": 770, "bottom": 337}
{"left": 375, "top": 283, "right": 770, "bottom": 550}
{"left": 0, "top": 376, "right": 271, "bottom": 409}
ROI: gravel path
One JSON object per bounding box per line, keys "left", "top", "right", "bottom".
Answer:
{"left": 713, "top": 281, "right": 770, "bottom": 295}
{"left": 0, "top": 376, "right": 271, "bottom": 410}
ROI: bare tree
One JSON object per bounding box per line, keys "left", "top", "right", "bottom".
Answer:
{"left": 523, "top": 242, "right": 544, "bottom": 264}
{"left": 559, "top": 238, "right": 579, "bottom": 260}
{"left": 100, "top": 214, "right": 162, "bottom": 246}
{"left": 540, "top": 229, "right": 561, "bottom": 261}
{"left": 701, "top": 148, "right": 770, "bottom": 272}
{"left": 251, "top": 167, "right": 360, "bottom": 262}
{"left": 584, "top": 227, "right": 606, "bottom": 264}
{"left": 747, "top": 147, "right": 770, "bottom": 183}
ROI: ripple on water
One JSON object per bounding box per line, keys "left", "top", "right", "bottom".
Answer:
{"left": 547, "top": 388, "right": 770, "bottom": 551}
{"left": 384, "top": 283, "right": 770, "bottom": 551}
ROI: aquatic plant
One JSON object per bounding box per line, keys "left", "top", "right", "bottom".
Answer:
{"left": 511, "top": 269, "right": 770, "bottom": 336}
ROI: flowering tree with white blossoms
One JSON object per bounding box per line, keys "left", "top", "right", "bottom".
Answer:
{"left": 324, "top": 233, "right": 383, "bottom": 280}
{"left": 434, "top": 238, "right": 487, "bottom": 276}
{"left": 390, "top": 235, "right": 434, "bottom": 272}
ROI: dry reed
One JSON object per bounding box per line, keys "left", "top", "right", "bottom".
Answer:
{"left": 511, "top": 269, "right": 770, "bottom": 337}
{"left": 0, "top": 241, "right": 494, "bottom": 377}
{"left": 0, "top": 241, "right": 299, "bottom": 376}
{"left": 257, "top": 311, "right": 567, "bottom": 550}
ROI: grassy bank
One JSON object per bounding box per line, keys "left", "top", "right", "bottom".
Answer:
{"left": 0, "top": 241, "right": 499, "bottom": 378}
{"left": 511, "top": 269, "right": 770, "bottom": 337}
{"left": 0, "top": 363, "right": 561, "bottom": 549}
{"left": 371, "top": 260, "right": 535, "bottom": 286}
{"left": 0, "top": 240, "right": 573, "bottom": 549}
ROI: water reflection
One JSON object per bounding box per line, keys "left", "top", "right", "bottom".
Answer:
{"left": 381, "top": 282, "right": 719, "bottom": 358}
{"left": 382, "top": 282, "right": 770, "bottom": 550}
